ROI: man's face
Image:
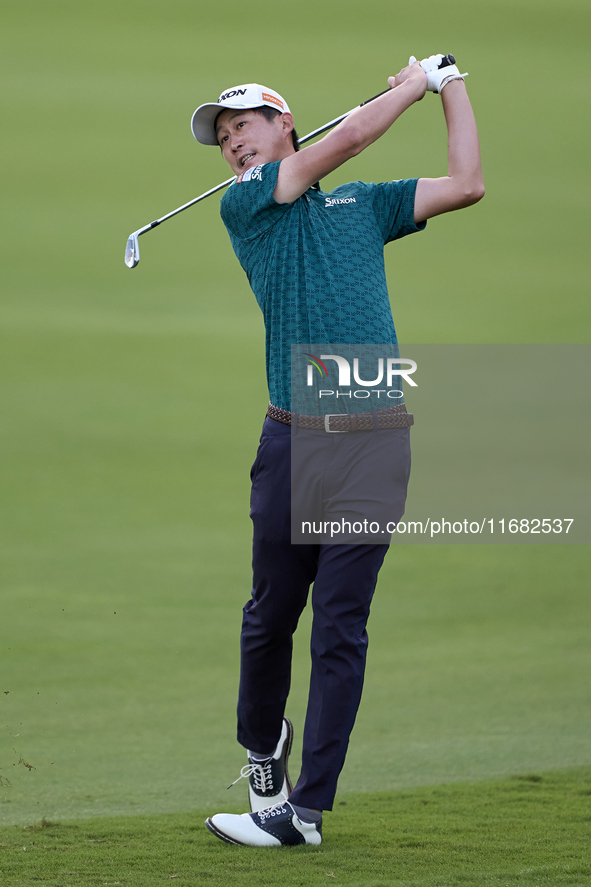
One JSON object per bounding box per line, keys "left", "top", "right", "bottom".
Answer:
{"left": 215, "top": 108, "right": 294, "bottom": 176}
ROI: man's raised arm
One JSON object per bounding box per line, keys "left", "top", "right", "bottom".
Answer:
{"left": 274, "top": 62, "right": 427, "bottom": 204}
{"left": 413, "top": 79, "right": 485, "bottom": 222}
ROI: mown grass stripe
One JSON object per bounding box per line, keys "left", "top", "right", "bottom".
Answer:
{"left": 1, "top": 767, "right": 589, "bottom": 887}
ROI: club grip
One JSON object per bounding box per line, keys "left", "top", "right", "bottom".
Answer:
{"left": 360, "top": 55, "right": 457, "bottom": 107}
{"left": 439, "top": 54, "right": 456, "bottom": 68}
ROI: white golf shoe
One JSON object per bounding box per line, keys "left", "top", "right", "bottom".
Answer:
{"left": 206, "top": 801, "right": 322, "bottom": 846}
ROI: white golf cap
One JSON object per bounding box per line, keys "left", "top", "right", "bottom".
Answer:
{"left": 191, "top": 83, "right": 291, "bottom": 145}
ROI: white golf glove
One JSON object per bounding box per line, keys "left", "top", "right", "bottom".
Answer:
{"left": 408, "top": 54, "right": 468, "bottom": 94}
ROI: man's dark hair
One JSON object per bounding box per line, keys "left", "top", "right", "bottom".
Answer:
{"left": 252, "top": 106, "right": 299, "bottom": 151}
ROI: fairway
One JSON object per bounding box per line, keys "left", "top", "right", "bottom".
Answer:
{"left": 1, "top": 769, "right": 590, "bottom": 886}
{"left": 1, "top": 0, "right": 590, "bottom": 882}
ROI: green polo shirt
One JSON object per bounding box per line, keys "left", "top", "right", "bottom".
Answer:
{"left": 220, "top": 160, "right": 425, "bottom": 411}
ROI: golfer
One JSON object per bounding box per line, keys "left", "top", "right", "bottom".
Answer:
{"left": 191, "top": 55, "right": 484, "bottom": 846}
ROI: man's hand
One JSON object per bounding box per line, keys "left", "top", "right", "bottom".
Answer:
{"left": 387, "top": 61, "right": 427, "bottom": 101}
{"left": 412, "top": 53, "right": 467, "bottom": 94}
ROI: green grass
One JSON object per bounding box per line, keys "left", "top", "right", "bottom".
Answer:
{"left": 1, "top": 768, "right": 589, "bottom": 886}
{"left": 2, "top": 544, "right": 590, "bottom": 823}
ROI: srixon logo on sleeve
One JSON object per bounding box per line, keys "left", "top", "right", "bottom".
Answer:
{"left": 237, "top": 165, "right": 264, "bottom": 184}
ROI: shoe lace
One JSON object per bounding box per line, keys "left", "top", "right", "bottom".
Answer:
{"left": 254, "top": 801, "right": 316, "bottom": 827}
{"left": 227, "top": 761, "right": 277, "bottom": 793}
{"left": 256, "top": 801, "right": 290, "bottom": 823}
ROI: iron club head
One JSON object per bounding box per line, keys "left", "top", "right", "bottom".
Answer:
{"left": 125, "top": 232, "right": 140, "bottom": 268}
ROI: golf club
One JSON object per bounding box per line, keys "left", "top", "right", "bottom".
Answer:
{"left": 124, "top": 55, "right": 456, "bottom": 268}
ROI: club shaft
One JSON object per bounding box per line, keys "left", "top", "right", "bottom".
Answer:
{"left": 297, "top": 87, "right": 396, "bottom": 145}
{"left": 132, "top": 90, "right": 391, "bottom": 240}
{"left": 135, "top": 175, "right": 237, "bottom": 236}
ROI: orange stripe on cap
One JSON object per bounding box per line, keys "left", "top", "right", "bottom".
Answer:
{"left": 262, "top": 93, "right": 284, "bottom": 110}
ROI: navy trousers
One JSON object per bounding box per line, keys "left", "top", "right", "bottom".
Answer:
{"left": 237, "top": 417, "right": 408, "bottom": 811}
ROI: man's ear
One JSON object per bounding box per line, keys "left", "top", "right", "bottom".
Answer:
{"left": 281, "top": 112, "right": 295, "bottom": 138}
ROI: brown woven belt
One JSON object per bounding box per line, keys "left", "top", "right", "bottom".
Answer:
{"left": 266, "top": 402, "right": 414, "bottom": 432}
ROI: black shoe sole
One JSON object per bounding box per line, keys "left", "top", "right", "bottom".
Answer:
{"left": 205, "top": 817, "right": 243, "bottom": 845}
